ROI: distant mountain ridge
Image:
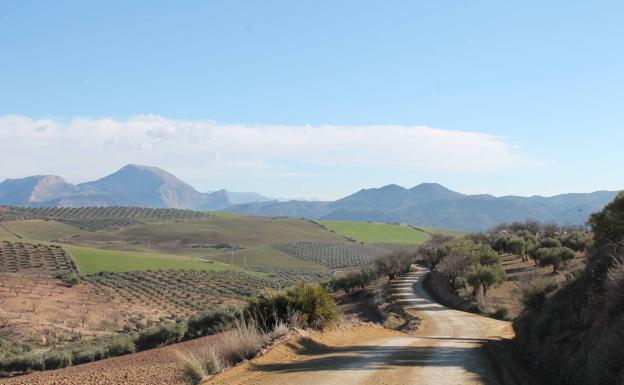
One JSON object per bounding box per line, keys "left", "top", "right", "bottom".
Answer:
{"left": 0, "top": 166, "right": 619, "bottom": 231}
{"left": 0, "top": 165, "right": 268, "bottom": 210}
{"left": 228, "top": 183, "right": 620, "bottom": 231}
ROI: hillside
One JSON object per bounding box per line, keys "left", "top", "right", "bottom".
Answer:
{"left": 230, "top": 184, "right": 618, "bottom": 231}
{"left": 513, "top": 193, "right": 624, "bottom": 385}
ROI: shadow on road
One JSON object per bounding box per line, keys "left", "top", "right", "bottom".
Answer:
{"left": 250, "top": 337, "right": 492, "bottom": 383}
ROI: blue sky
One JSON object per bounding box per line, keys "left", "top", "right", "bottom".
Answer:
{"left": 1, "top": 1, "right": 622, "bottom": 199}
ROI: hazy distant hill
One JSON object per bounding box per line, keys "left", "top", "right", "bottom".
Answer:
{"left": 0, "top": 165, "right": 259, "bottom": 210}
{"left": 228, "top": 184, "right": 619, "bottom": 231}
{"left": 205, "top": 190, "right": 274, "bottom": 205}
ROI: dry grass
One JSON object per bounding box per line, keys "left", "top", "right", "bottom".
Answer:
{"left": 175, "top": 319, "right": 272, "bottom": 384}
{"left": 221, "top": 319, "right": 268, "bottom": 362}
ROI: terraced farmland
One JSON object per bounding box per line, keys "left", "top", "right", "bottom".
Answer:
{"left": 0, "top": 240, "right": 77, "bottom": 274}
{"left": 273, "top": 241, "right": 391, "bottom": 268}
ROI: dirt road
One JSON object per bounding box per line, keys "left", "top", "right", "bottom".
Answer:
{"left": 206, "top": 266, "right": 515, "bottom": 385}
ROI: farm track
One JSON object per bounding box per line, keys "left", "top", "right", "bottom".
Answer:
{"left": 205, "top": 267, "right": 535, "bottom": 385}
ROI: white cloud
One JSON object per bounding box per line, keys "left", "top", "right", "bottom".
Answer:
{"left": 0, "top": 115, "right": 525, "bottom": 189}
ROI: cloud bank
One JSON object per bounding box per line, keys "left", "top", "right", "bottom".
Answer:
{"left": 0, "top": 115, "right": 524, "bottom": 194}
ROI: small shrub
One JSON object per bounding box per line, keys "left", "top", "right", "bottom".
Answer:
{"left": 137, "top": 322, "right": 188, "bottom": 350}
{"left": 108, "top": 336, "right": 136, "bottom": 357}
{"left": 72, "top": 346, "right": 107, "bottom": 364}
{"left": 186, "top": 306, "right": 242, "bottom": 338}
{"left": 522, "top": 277, "right": 558, "bottom": 312}
{"left": 43, "top": 351, "right": 72, "bottom": 370}
{"left": 491, "top": 306, "right": 509, "bottom": 320}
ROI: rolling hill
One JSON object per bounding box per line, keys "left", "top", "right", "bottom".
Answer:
{"left": 229, "top": 184, "right": 619, "bottom": 231}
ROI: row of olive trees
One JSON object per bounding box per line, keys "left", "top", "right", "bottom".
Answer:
{"left": 491, "top": 227, "right": 588, "bottom": 273}
{"left": 325, "top": 251, "right": 417, "bottom": 295}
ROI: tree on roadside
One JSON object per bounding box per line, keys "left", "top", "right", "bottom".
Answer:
{"left": 375, "top": 252, "right": 413, "bottom": 280}
{"left": 438, "top": 252, "right": 472, "bottom": 290}
{"left": 417, "top": 234, "right": 453, "bottom": 271}
{"left": 466, "top": 263, "right": 506, "bottom": 301}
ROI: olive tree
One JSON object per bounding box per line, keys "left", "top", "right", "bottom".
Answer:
{"left": 417, "top": 234, "right": 453, "bottom": 271}
{"left": 375, "top": 252, "right": 413, "bottom": 280}
{"left": 466, "top": 263, "right": 506, "bottom": 301}
{"left": 507, "top": 236, "right": 528, "bottom": 261}
{"left": 536, "top": 247, "right": 576, "bottom": 273}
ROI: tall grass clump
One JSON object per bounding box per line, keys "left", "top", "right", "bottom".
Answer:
{"left": 175, "top": 319, "right": 269, "bottom": 385}
{"left": 175, "top": 350, "right": 206, "bottom": 385}
{"left": 220, "top": 319, "right": 268, "bottom": 362}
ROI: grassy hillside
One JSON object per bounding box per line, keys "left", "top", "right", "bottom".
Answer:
{"left": 67, "top": 245, "right": 241, "bottom": 274}
{"left": 0, "top": 219, "right": 85, "bottom": 241}
{"left": 320, "top": 220, "right": 430, "bottom": 244}
{"left": 81, "top": 217, "right": 344, "bottom": 247}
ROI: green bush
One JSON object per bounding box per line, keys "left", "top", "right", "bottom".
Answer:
{"left": 0, "top": 354, "right": 44, "bottom": 373}
{"left": 186, "top": 306, "right": 242, "bottom": 338}
{"left": 43, "top": 351, "right": 72, "bottom": 370}
{"left": 108, "top": 336, "right": 136, "bottom": 357}
{"left": 248, "top": 284, "right": 338, "bottom": 330}
{"left": 326, "top": 267, "right": 378, "bottom": 293}
{"left": 491, "top": 306, "right": 509, "bottom": 320}
{"left": 71, "top": 346, "right": 107, "bottom": 364}
{"left": 137, "top": 322, "right": 188, "bottom": 350}
{"left": 521, "top": 277, "right": 558, "bottom": 311}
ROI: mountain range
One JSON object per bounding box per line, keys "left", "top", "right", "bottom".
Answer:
{"left": 0, "top": 164, "right": 271, "bottom": 211}
{"left": 227, "top": 183, "right": 619, "bottom": 231}
{"left": 0, "top": 165, "right": 619, "bottom": 231}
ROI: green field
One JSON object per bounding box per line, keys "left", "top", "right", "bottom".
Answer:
{"left": 209, "top": 245, "right": 328, "bottom": 272}
{"left": 67, "top": 245, "right": 242, "bottom": 274}
{"left": 0, "top": 220, "right": 86, "bottom": 241}
{"left": 320, "top": 221, "right": 431, "bottom": 244}
{"left": 1, "top": 217, "right": 445, "bottom": 274}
